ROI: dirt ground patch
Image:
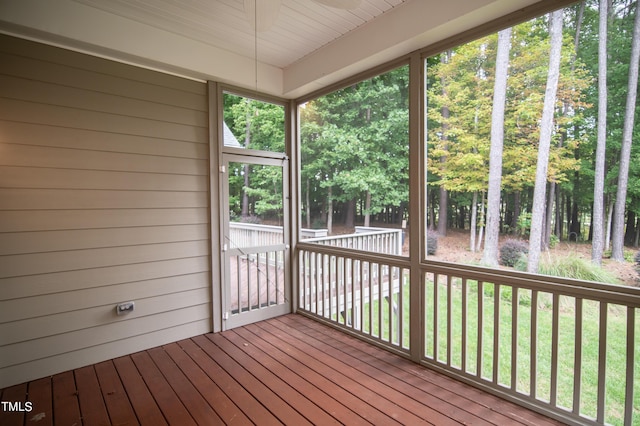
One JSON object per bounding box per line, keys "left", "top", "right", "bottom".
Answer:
{"left": 430, "top": 229, "right": 639, "bottom": 287}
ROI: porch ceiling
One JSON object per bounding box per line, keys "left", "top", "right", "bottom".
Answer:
{"left": 0, "top": 0, "right": 559, "bottom": 98}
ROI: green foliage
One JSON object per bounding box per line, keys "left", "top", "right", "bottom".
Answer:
{"left": 500, "top": 239, "right": 529, "bottom": 266}
{"left": 223, "top": 95, "right": 286, "bottom": 221}
{"left": 300, "top": 66, "right": 410, "bottom": 227}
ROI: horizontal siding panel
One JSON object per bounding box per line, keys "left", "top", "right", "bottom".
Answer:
{"left": 0, "top": 304, "right": 211, "bottom": 368}
{"left": 0, "top": 143, "right": 208, "bottom": 175}
{"left": 0, "top": 35, "right": 206, "bottom": 97}
{"left": 0, "top": 272, "right": 209, "bottom": 323}
{"left": 0, "top": 98, "right": 208, "bottom": 143}
{"left": 0, "top": 74, "right": 208, "bottom": 127}
{"left": 1, "top": 287, "right": 211, "bottom": 345}
{"left": 0, "top": 224, "right": 209, "bottom": 255}
{"left": 0, "top": 35, "right": 214, "bottom": 388}
{"left": 0, "top": 188, "right": 208, "bottom": 210}
{"left": 0, "top": 240, "right": 210, "bottom": 278}
{"left": 0, "top": 319, "right": 211, "bottom": 389}
{"left": 0, "top": 208, "right": 208, "bottom": 232}
{"left": 0, "top": 121, "right": 209, "bottom": 158}
{"left": 0, "top": 166, "right": 209, "bottom": 191}
{"left": 0, "top": 256, "right": 211, "bottom": 300}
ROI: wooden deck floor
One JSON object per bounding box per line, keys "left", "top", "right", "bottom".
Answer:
{"left": 0, "top": 314, "right": 563, "bottom": 425}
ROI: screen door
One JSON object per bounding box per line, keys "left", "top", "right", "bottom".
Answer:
{"left": 221, "top": 153, "right": 290, "bottom": 329}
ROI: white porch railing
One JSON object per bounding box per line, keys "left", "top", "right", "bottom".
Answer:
{"left": 296, "top": 243, "right": 640, "bottom": 426}
{"left": 303, "top": 226, "right": 403, "bottom": 256}
{"left": 228, "top": 222, "right": 284, "bottom": 249}
{"left": 229, "top": 222, "right": 402, "bottom": 255}
{"left": 298, "top": 244, "right": 410, "bottom": 353}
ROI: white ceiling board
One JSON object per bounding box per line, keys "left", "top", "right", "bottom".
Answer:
{"left": 283, "top": 0, "right": 554, "bottom": 97}
{"left": 0, "top": 0, "right": 284, "bottom": 94}
{"left": 0, "top": 0, "right": 569, "bottom": 98}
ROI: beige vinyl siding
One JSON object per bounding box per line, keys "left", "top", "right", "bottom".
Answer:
{"left": 0, "top": 34, "right": 212, "bottom": 388}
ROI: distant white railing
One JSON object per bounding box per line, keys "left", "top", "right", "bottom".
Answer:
{"left": 229, "top": 222, "right": 330, "bottom": 248}
{"left": 296, "top": 242, "right": 640, "bottom": 426}
{"left": 229, "top": 223, "right": 401, "bottom": 254}
{"left": 304, "top": 226, "right": 403, "bottom": 256}
{"left": 228, "top": 222, "right": 284, "bottom": 249}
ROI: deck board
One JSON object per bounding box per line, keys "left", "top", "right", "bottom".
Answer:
{"left": 25, "top": 378, "right": 53, "bottom": 426}
{"left": 94, "top": 360, "right": 139, "bottom": 426}
{"left": 75, "top": 365, "right": 111, "bottom": 425}
{"left": 0, "top": 314, "right": 564, "bottom": 425}
{"left": 112, "top": 355, "right": 167, "bottom": 426}
{"left": 52, "top": 371, "right": 81, "bottom": 426}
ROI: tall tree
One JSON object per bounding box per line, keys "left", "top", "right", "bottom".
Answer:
{"left": 611, "top": 0, "right": 640, "bottom": 261}
{"left": 482, "top": 27, "right": 512, "bottom": 267}
{"left": 437, "top": 51, "right": 452, "bottom": 236}
{"left": 528, "top": 10, "right": 564, "bottom": 273}
{"left": 592, "top": 0, "right": 609, "bottom": 265}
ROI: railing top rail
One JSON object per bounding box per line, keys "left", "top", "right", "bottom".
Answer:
{"left": 303, "top": 228, "right": 402, "bottom": 244}
{"left": 229, "top": 222, "right": 284, "bottom": 232}
{"left": 297, "top": 242, "right": 409, "bottom": 268}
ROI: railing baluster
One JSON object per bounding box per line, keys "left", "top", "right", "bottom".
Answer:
{"left": 511, "top": 286, "right": 518, "bottom": 391}
{"left": 625, "top": 307, "right": 635, "bottom": 426}
{"left": 388, "top": 264, "right": 393, "bottom": 344}
{"left": 246, "top": 254, "right": 251, "bottom": 311}
{"left": 369, "top": 260, "right": 373, "bottom": 337}
{"left": 477, "top": 280, "right": 483, "bottom": 379}
{"left": 573, "top": 297, "right": 583, "bottom": 416}
{"left": 378, "top": 262, "right": 383, "bottom": 339}
{"left": 360, "top": 259, "right": 365, "bottom": 333}
{"left": 550, "top": 293, "right": 560, "bottom": 407}
{"left": 493, "top": 283, "right": 500, "bottom": 385}
{"left": 597, "top": 302, "right": 608, "bottom": 424}
{"left": 447, "top": 275, "right": 452, "bottom": 367}
{"left": 462, "top": 278, "right": 467, "bottom": 373}
{"left": 315, "top": 252, "right": 321, "bottom": 315}
{"left": 434, "top": 274, "right": 439, "bottom": 362}
{"left": 531, "top": 290, "right": 538, "bottom": 399}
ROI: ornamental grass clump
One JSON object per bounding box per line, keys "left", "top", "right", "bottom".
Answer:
{"left": 539, "top": 254, "right": 619, "bottom": 284}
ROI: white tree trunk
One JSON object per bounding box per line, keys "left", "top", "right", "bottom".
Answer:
{"left": 611, "top": 0, "right": 640, "bottom": 261}
{"left": 527, "top": 10, "right": 563, "bottom": 273}
{"left": 364, "top": 191, "right": 371, "bottom": 227}
{"left": 605, "top": 197, "right": 614, "bottom": 251}
{"left": 327, "top": 186, "right": 333, "bottom": 235}
{"left": 477, "top": 192, "right": 485, "bottom": 252}
{"left": 592, "top": 0, "right": 609, "bottom": 265}
{"left": 470, "top": 191, "right": 478, "bottom": 252}
{"left": 481, "top": 27, "right": 512, "bottom": 267}
{"left": 306, "top": 179, "right": 311, "bottom": 228}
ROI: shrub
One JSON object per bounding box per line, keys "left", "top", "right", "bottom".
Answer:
{"left": 426, "top": 231, "right": 438, "bottom": 255}
{"left": 500, "top": 239, "right": 529, "bottom": 267}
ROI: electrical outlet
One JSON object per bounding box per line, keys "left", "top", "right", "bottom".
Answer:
{"left": 116, "top": 301, "right": 135, "bottom": 316}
